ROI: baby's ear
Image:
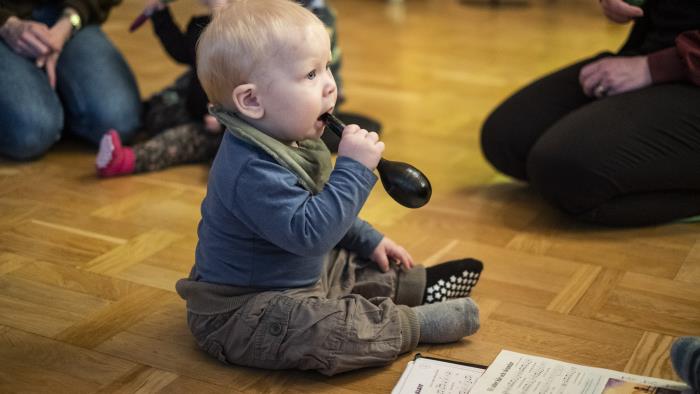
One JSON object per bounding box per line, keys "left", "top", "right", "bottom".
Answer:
{"left": 231, "top": 84, "right": 263, "bottom": 119}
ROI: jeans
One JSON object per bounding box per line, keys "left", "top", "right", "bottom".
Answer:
{"left": 672, "top": 337, "right": 700, "bottom": 392}
{"left": 0, "top": 5, "right": 141, "bottom": 160}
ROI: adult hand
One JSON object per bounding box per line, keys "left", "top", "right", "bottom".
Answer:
{"left": 337, "top": 124, "right": 384, "bottom": 171}
{"left": 579, "top": 56, "right": 652, "bottom": 98}
{"left": 599, "top": 0, "right": 643, "bottom": 23}
{"left": 370, "top": 237, "right": 414, "bottom": 273}
{"left": 0, "top": 16, "right": 55, "bottom": 59}
{"left": 36, "top": 16, "right": 73, "bottom": 88}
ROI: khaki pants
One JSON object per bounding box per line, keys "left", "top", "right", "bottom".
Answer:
{"left": 176, "top": 248, "right": 426, "bottom": 375}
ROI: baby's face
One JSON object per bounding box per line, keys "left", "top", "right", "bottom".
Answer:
{"left": 252, "top": 23, "right": 337, "bottom": 145}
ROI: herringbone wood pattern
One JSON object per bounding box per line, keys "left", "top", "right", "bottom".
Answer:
{"left": 1, "top": 0, "right": 699, "bottom": 392}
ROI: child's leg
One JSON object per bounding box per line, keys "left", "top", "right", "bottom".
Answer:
{"left": 326, "top": 249, "right": 483, "bottom": 306}
{"left": 96, "top": 123, "right": 222, "bottom": 177}
{"left": 182, "top": 283, "right": 420, "bottom": 376}
{"left": 133, "top": 123, "right": 222, "bottom": 173}
{"left": 320, "top": 248, "right": 426, "bottom": 306}
{"left": 141, "top": 71, "right": 193, "bottom": 135}
{"left": 325, "top": 251, "right": 480, "bottom": 344}
{"left": 413, "top": 298, "right": 480, "bottom": 343}
{"left": 295, "top": 250, "right": 477, "bottom": 368}
{"left": 179, "top": 251, "right": 479, "bottom": 376}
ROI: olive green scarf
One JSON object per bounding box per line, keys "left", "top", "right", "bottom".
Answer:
{"left": 210, "top": 107, "right": 332, "bottom": 194}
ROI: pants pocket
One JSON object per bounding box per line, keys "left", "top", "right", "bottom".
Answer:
{"left": 254, "top": 295, "right": 293, "bottom": 362}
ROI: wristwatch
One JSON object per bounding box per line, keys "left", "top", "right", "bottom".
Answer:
{"left": 62, "top": 8, "right": 82, "bottom": 34}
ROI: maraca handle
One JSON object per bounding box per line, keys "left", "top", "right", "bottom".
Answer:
{"left": 321, "top": 113, "right": 384, "bottom": 164}
{"left": 319, "top": 112, "right": 431, "bottom": 208}
{"left": 321, "top": 113, "right": 344, "bottom": 137}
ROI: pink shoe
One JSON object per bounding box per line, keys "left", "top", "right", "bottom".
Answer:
{"left": 96, "top": 129, "right": 135, "bottom": 177}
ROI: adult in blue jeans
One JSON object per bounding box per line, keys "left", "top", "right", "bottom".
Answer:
{"left": 0, "top": 1, "right": 141, "bottom": 160}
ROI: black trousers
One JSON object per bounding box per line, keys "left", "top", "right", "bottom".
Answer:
{"left": 481, "top": 54, "right": 700, "bottom": 226}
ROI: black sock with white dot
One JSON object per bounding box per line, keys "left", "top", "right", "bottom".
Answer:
{"left": 423, "top": 258, "right": 483, "bottom": 304}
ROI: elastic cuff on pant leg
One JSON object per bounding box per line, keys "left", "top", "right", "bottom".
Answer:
{"left": 395, "top": 265, "right": 426, "bottom": 307}
{"left": 397, "top": 305, "right": 420, "bottom": 354}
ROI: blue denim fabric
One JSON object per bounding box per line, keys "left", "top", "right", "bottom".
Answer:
{"left": 0, "top": 5, "right": 141, "bottom": 160}
{"left": 671, "top": 336, "right": 700, "bottom": 393}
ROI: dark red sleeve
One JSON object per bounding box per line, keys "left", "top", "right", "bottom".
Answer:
{"left": 648, "top": 30, "right": 700, "bottom": 87}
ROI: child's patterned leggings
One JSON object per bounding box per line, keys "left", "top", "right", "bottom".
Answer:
{"left": 133, "top": 123, "right": 223, "bottom": 173}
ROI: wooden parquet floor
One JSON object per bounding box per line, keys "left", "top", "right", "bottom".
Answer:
{"left": 1, "top": 0, "right": 699, "bottom": 392}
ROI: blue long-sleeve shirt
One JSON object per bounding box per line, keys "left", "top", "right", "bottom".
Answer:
{"left": 193, "top": 131, "right": 384, "bottom": 288}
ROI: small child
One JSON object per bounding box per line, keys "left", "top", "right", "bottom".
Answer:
{"left": 175, "top": 0, "right": 483, "bottom": 376}
{"left": 96, "top": 0, "right": 227, "bottom": 177}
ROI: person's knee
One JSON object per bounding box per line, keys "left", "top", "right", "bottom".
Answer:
{"left": 1, "top": 110, "right": 62, "bottom": 160}
{"left": 100, "top": 92, "right": 141, "bottom": 133}
{"left": 60, "top": 40, "right": 142, "bottom": 144}
{"left": 102, "top": 93, "right": 141, "bottom": 133}
{"left": 480, "top": 108, "right": 528, "bottom": 180}
{"left": 527, "top": 141, "right": 610, "bottom": 216}
{"left": 72, "top": 95, "right": 142, "bottom": 144}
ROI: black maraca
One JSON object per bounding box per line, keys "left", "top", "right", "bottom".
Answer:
{"left": 320, "top": 113, "right": 432, "bottom": 209}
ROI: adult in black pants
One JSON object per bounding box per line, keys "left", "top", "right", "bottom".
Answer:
{"left": 480, "top": 0, "right": 700, "bottom": 227}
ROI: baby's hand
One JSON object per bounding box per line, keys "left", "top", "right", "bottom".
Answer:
{"left": 337, "top": 124, "right": 384, "bottom": 171}
{"left": 203, "top": 114, "right": 223, "bottom": 133}
{"left": 370, "top": 237, "right": 414, "bottom": 273}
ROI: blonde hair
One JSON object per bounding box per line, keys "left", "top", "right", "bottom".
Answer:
{"left": 197, "top": 0, "right": 323, "bottom": 108}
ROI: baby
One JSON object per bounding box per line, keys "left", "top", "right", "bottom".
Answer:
{"left": 175, "top": 0, "right": 482, "bottom": 375}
